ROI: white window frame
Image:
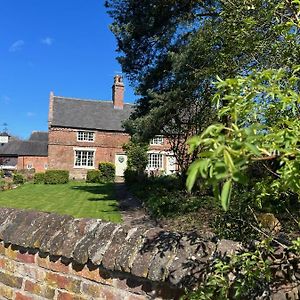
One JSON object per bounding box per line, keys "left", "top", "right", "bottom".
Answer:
{"left": 44, "top": 164, "right": 48, "bottom": 170}
{"left": 27, "top": 164, "right": 33, "bottom": 170}
{"left": 77, "top": 131, "right": 95, "bottom": 142}
{"left": 150, "top": 135, "right": 164, "bottom": 145}
{"left": 74, "top": 148, "right": 96, "bottom": 169}
{"left": 147, "top": 153, "right": 163, "bottom": 170}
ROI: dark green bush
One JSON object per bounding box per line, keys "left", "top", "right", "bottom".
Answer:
{"left": 124, "top": 169, "right": 139, "bottom": 185}
{"left": 34, "top": 173, "right": 45, "bottom": 184}
{"left": 98, "top": 162, "right": 115, "bottom": 182}
{"left": 0, "top": 170, "right": 4, "bottom": 178}
{"left": 86, "top": 170, "right": 101, "bottom": 183}
{"left": 13, "top": 173, "right": 25, "bottom": 184}
{"left": 44, "top": 170, "right": 69, "bottom": 184}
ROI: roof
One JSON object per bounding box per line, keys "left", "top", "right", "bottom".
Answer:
{"left": 29, "top": 131, "right": 48, "bottom": 142}
{"left": 51, "top": 96, "right": 134, "bottom": 132}
{"left": 0, "top": 140, "right": 48, "bottom": 156}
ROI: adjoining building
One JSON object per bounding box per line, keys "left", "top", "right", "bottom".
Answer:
{"left": 0, "top": 132, "right": 48, "bottom": 172}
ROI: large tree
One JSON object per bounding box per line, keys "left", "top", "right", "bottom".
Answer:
{"left": 106, "top": 0, "right": 300, "bottom": 175}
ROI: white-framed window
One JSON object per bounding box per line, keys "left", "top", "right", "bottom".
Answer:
{"left": 147, "top": 153, "right": 163, "bottom": 169}
{"left": 150, "top": 136, "right": 164, "bottom": 145}
{"left": 27, "top": 164, "right": 33, "bottom": 170}
{"left": 44, "top": 164, "right": 48, "bottom": 170}
{"left": 77, "top": 131, "right": 95, "bottom": 142}
{"left": 74, "top": 150, "right": 95, "bottom": 168}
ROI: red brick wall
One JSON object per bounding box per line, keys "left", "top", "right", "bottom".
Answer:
{"left": 17, "top": 156, "right": 48, "bottom": 173}
{"left": 48, "top": 128, "right": 130, "bottom": 179}
{"left": 0, "top": 242, "right": 148, "bottom": 300}
{"left": 48, "top": 127, "right": 175, "bottom": 178}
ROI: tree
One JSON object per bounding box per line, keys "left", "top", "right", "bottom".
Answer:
{"left": 106, "top": 0, "right": 300, "bottom": 177}
{"left": 123, "top": 139, "right": 149, "bottom": 175}
{"left": 186, "top": 1, "right": 300, "bottom": 210}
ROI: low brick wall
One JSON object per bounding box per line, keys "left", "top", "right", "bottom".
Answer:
{"left": 0, "top": 208, "right": 298, "bottom": 299}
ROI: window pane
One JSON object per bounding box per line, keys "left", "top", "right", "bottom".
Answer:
{"left": 75, "top": 150, "right": 94, "bottom": 167}
{"left": 77, "top": 131, "right": 94, "bottom": 142}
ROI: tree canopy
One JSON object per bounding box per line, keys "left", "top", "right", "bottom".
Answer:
{"left": 106, "top": 0, "right": 300, "bottom": 176}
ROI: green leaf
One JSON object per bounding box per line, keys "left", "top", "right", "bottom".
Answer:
{"left": 232, "top": 171, "right": 247, "bottom": 184}
{"left": 245, "top": 142, "right": 261, "bottom": 156}
{"left": 224, "top": 150, "right": 235, "bottom": 171}
{"left": 186, "top": 160, "right": 201, "bottom": 192}
{"left": 221, "top": 180, "right": 232, "bottom": 211}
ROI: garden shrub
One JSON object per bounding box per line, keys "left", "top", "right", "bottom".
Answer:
{"left": 13, "top": 173, "right": 25, "bottom": 184}
{"left": 86, "top": 170, "right": 101, "bottom": 183}
{"left": 44, "top": 170, "right": 69, "bottom": 184}
{"left": 98, "top": 162, "right": 115, "bottom": 182}
{"left": 0, "top": 170, "right": 4, "bottom": 178}
{"left": 0, "top": 180, "right": 5, "bottom": 190}
{"left": 124, "top": 169, "right": 139, "bottom": 185}
{"left": 34, "top": 173, "right": 45, "bottom": 184}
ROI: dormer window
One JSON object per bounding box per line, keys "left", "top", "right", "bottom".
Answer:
{"left": 77, "top": 131, "right": 95, "bottom": 142}
{"left": 150, "top": 136, "right": 163, "bottom": 145}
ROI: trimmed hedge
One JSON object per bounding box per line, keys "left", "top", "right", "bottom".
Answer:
{"left": 44, "top": 170, "right": 69, "bottom": 184}
{"left": 34, "top": 173, "right": 45, "bottom": 184}
{"left": 13, "top": 173, "right": 25, "bottom": 184}
{"left": 98, "top": 162, "right": 115, "bottom": 182}
{"left": 86, "top": 170, "right": 101, "bottom": 183}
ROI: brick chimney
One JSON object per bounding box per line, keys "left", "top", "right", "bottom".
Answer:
{"left": 48, "top": 91, "right": 54, "bottom": 129}
{"left": 112, "top": 75, "right": 124, "bottom": 109}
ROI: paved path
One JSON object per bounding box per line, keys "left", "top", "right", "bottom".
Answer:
{"left": 114, "top": 181, "right": 157, "bottom": 228}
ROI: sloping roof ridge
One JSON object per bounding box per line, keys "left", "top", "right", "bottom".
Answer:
{"left": 54, "top": 95, "right": 134, "bottom": 106}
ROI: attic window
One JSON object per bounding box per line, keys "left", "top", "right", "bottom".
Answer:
{"left": 150, "top": 136, "right": 163, "bottom": 145}
{"left": 77, "top": 131, "right": 94, "bottom": 142}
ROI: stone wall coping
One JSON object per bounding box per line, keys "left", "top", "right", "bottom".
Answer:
{"left": 0, "top": 208, "right": 241, "bottom": 288}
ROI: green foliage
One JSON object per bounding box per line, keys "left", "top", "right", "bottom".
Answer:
{"left": 123, "top": 140, "right": 148, "bottom": 174}
{"left": 44, "top": 170, "right": 69, "bottom": 184}
{"left": 0, "top": 170, "right": 4, "bottom": 178}
{"left": 290, "top": 237, "right": 300, "bottom": 255}
{"left": 127, "top": 175, "right": 205, "bottom": 218}
{"left": 98, "top": 162, "right": 115, "bottom": 183}
{"left": 86, "top": 170, "right": 101, "bottom": 183}
{"left": 107, "top": 0, "right": 300, "bottom": 176}
{"left": 187, "top": 67, "right": 300, "bottom": 210}
{"left": 33, "top": 173, "right": 45, "bottom": 184}
{"left": 13, "top": 173, "right": 25, "bottom": 185}
{"left": 185, "top": 241, "right": 272, "bottom": 300}
{"left": 124, "top": 169, "right": 139, "bottom": 185}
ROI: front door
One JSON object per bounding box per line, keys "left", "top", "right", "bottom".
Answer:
{"left": 166, "top": 155, "right": 177, "bottom": 175}
{"left": 115, "top": 154, "right": 128, "bottom": 177}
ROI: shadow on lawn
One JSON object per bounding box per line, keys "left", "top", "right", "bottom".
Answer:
{"left": 71, "top": 184, "right": 116, "bottom": 202}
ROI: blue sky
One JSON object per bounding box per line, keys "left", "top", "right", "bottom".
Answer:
{"left": 0, "top": 0, "right": 136, "bottom": 139}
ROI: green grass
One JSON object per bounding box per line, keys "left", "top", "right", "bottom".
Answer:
{"left": 0, "top": 181, "right": 122, "bottom": 223}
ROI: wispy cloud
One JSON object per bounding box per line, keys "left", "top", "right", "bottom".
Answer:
{"left": 9, "top": 40, "right": 25, "bottom": 52}
{"left": 41, "top": 37, "right": 54, "bottom": 46}
{"left": 26, "top": 112, "right": 36, "bottom": 117}
{"left": 1, "top": 95, "right": 11, "bottom": 104}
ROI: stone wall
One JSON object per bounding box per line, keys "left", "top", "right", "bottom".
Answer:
{"left": 0, "top": 208, "right": 298, "bottom": 299}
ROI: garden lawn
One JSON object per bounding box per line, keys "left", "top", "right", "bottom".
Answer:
{"left": 0, "top": 181, "right": 122, "bottom": 222}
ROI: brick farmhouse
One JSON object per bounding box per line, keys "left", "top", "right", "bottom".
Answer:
{"left": 1, "top": 76, "right": 177, "bottom": 178}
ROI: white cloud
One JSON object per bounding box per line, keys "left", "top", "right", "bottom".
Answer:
{"left": 41, "top": 37, "right": 54, "bottom": 46}
{"left": 26, "top": 112, "right": 36, "bottom": 117}
{"left": 1, "top": 95, "right": 11, "bottom": 104}
{"left": 9, "top": 40, "right": 25, "bottom": 52}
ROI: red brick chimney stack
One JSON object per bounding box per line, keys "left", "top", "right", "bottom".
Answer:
{"left": 112, "top": 75, "right": 124, "bottom": 110}
{"left": 48, "top": 91, "right": 54, "bottom": 129}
